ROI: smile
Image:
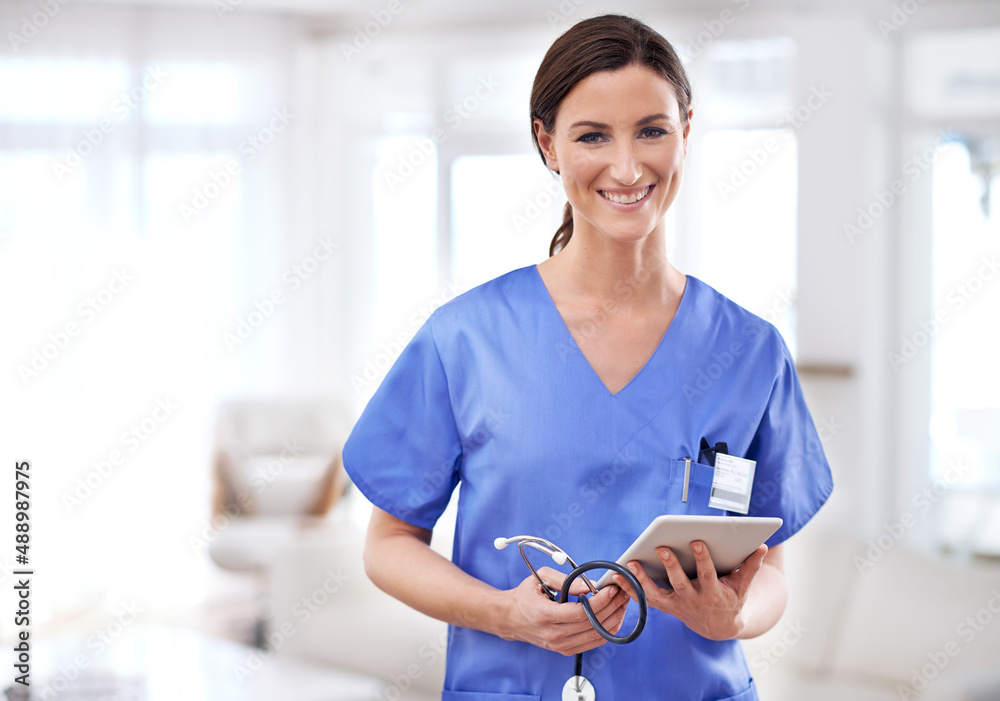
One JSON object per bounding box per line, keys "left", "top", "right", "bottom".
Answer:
{"left": 599, "top": 184, "right": 653, "bottom": 205}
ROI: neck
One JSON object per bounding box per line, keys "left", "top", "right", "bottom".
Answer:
{"left": 542, "top": 222, "right": 681, "bottom": 309}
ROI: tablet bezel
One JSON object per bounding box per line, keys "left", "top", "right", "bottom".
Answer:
{"left": 594, "top": 515, "right": 782, "bottom": 589}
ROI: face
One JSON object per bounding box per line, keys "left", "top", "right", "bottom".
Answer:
{"left": 534, "top": 64, "right": 692, "bottom": 248}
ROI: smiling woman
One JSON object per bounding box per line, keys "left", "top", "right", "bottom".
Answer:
{"left": 344, "top": 13, "right": 833, "bottom": 701}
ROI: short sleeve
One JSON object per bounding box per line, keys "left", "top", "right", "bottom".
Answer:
{"left": 342, "top": 319, "right": 462, "bottom": 530}
{"left": 745, "top": 340, "right": 834, "bottom": 546}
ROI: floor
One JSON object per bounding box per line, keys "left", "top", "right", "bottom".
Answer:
{"left": 27, "top": 565, "right": 263, "bottom": 648}
{"left": 3, "top": 566, "right": 384, "bottom": 701}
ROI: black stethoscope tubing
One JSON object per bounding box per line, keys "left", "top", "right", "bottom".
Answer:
{"left": 556, "top": 559, "right": 647, "bottom": 644}
{"left": 495, "top": 534, "right": 649, "bottom": 697}
{"left": 555, "top": 559, "right": 648, "bottom": 690}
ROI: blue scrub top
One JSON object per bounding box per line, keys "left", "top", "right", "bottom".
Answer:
{"left": 344, "top": 265, "right": 833, "bottom": 701}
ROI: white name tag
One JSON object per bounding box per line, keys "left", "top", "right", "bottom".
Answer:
{"left": 708, "top": 453, "right": 756, "bottom": 514}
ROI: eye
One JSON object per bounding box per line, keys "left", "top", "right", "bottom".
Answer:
{"left": 639, "top": 127, "right": 669, "bottom": 139}
{"left": 576, "top": 132, "right": 607, "bottom": 144}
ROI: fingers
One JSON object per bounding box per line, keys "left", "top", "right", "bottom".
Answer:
{"left": 612, "top": 567, "right": 643, "bottom": 602}
{"left": 534, "top": 619, "right": 606, "bottom": 656}
{"left": 558, "top": 629, "right": 611, "bottom": 656}
{"left": 510, "top": 574, "right": 600, "bottom": 652}
{"left": 523, "top": 576, "right": 609, "bottom": 630}
{"left": 606, "top": 607, "right": 627, "bottom": 634}
{"left": 725, "top": 544, "right": 768, "bottom": 595}
{"left": 573, "top": 583, "right": 627, "bottom": 632}
{"left": 593, "top": 589, "right": 630, "bottom": 633}
{"left": 514, "top": 569, "right": 635, "bottom": 655}
{"left": 690, "top": 541, "right": 719, "bottom": 586}
{"left": 551, "top": 585, "right": 631, "bottom": 651}
{"left": 621, "top": 560, "right": 668, "bottom": 607}
{"left": 655, "top": 546, "right": 696, "bottom": 593}
{"left": 604, "top": 543, "right": 769, "bottom": 642}
{"left": 589, "top": 585, "right": 628, "bottom": 619}
{"left": 585, "top": 582, "right": 622, "bottom": 611}
{"left": 553, "top": 589, "right": 630, "bottom": 654}
{"left": 536, "top": 565, "right": 607, "bottom": 598}
{"left": 534, "top": 566, "right": 566, "bottom": 594}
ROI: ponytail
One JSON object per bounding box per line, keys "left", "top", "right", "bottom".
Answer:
{"left": 549, "top": 201, "right": 573, "bottom": 256}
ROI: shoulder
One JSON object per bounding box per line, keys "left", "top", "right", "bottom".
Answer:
{"left": 425, "top": 265, "right": 536, "bottom": 336}
{"left": 685, "top": 276, "right": 790, "bottom": 368}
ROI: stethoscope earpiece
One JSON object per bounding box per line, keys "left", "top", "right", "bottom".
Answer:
{"left": 494, "top": 535, "right": 599, "bottom": 595}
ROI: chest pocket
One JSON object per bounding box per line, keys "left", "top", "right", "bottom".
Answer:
{"left": 666, "top": 458, "right": 731, "bottom": 516}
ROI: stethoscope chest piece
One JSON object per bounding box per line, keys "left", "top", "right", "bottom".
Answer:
{"left": 562, "top": 675, "right": 595, "bottom": 701}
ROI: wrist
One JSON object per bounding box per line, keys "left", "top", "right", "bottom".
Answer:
{"left": 476, "top": 586, "right": 516, "bottom": 640}
{"left": 731, "top": 608, "right": 751, "bottom": 640}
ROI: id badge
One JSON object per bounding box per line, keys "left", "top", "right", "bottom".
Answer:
{"left": 708, "top": 453, "right": 756, "bottom": 514}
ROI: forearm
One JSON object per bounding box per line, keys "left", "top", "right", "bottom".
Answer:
{"left": 363, "top": 507, "right": 508, "bottom": 635}
{"left": 365, "top": 506, "right": 633, "bottom": 657}
{"left": 735, "top": 555, "right": 787, "bottom": 639}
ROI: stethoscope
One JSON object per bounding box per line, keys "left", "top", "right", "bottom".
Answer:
{"left": 495, "top": 535, "right": 648, "bottom": 701}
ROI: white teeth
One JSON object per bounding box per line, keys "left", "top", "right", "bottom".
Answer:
{"left": 601, "top": 185, "right": 650, "bottom": 204}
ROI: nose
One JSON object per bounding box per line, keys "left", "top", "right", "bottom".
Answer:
{"left": 609, "top": 142, "right": 641, "bottom": 186}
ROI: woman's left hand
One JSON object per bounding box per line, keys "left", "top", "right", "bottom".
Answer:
{"left": 612, "top": 541, "right": 768, "bottom": 640}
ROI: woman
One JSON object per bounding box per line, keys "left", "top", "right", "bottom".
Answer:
{"left": 344, "top": 13, "right": 833, "bottom": 700}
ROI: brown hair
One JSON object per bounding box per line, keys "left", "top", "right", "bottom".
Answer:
{"left": 529, "top": 14, "right": 692, "bottom": 256}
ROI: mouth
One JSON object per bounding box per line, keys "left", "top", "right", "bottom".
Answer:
{"left": 599, "top": 184, "right": 654, "bottom": 205}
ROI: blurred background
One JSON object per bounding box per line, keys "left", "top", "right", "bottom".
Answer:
{"left": 1, "top": 0, "right": 999, "bottom": 699}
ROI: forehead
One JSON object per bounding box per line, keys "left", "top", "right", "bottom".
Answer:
{"left": 557, "top": 64, "right": 680, "bottom": 128}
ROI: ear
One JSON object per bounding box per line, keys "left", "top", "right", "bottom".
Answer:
{"left": 533, "top": 118, "right": 559, "bottom": 173}
{"left": 682, "top": 107, "right": 693, "bottom": 157}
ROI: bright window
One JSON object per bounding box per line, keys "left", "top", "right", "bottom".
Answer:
{"left": 0, "top": 58, "right": 130, "bottom": 122}
{"left": 690, "top": 38, "right": 798, "bottom": 353}
{"left": 370, "top": 135, "right": 438, "bottom": 344}
{"left": 144, "top": 62, "right": 243, "bottom": 125}
{"left": 699, "top": 129, "right": 799, "bottom": 354}
{"left": 930, "top": 140, "right": 1000, "bottom": 488}
{"left": 451, "top": 154, "right": 558, "bottom": 289}
{"left": 0, "top": 24, "right": 305, "bottom": 625}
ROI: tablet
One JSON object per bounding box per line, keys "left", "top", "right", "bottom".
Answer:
{"left": 594, "top": 515, "right": 782, "bottom": 589}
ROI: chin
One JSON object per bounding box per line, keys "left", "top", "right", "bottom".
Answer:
{"left": 599, "top": 222, "right": 658, "bottom": 244}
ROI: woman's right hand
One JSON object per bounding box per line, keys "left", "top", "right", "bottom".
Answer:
{"left": 364, "top": 507, "right": 631, "bottom": 653}
{"left": 497, "top": 566, "right": 632, "bottom": 656}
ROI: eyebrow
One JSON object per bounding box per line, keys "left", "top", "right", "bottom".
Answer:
{"left": 568, "top": 114, "right": 674, "bottom": 130}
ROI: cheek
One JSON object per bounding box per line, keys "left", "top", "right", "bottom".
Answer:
{"left": 562, "top": 147, "right": 602, "bottom": 182}
{"left": 650, "top": 142, "right": 685, "bottom": 168}
{"left": 647, "top": 151, "right": 686, "bottom": 189}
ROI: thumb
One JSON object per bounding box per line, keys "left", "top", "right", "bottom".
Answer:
{"left": 727, "top": 544, "right": 768, "bottom": 594}
{"left": 536, "top": 565, "right": 597, "bottom": 597}
{"left": 534, "top": 566, "right": 567, "bottom": 592}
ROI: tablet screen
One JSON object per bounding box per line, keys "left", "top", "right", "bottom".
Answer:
{"left": 595, "top": 515, "right": 782, "bottom": 589}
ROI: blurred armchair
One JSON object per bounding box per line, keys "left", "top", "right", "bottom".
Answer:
{"left": 211, "top": 397, "right": 352, "bottom": 527}
{"left": 207, "top": 397, "right": 354, "bottom": 642}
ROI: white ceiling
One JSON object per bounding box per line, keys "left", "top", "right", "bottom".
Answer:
{"left": 50, "top": 0, "right": 1000, "bottom": 36}
{"left": 61, "top": 0, "right": 880, "bottom": 28}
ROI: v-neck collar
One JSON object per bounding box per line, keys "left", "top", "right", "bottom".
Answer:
{"left": 528, "top": 264, "right": 692, "bottom": 398}
{"left": 497, "top": 265, "right": 719, "bottom": 451}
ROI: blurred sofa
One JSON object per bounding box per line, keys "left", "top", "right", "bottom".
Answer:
{"left": 268, "top": 495, "right": 449, "bottom": 701}
{"left": 743, "top": 529, "right": 1000, "bottom": 701}
{"left": 267, "top": 505, "right": 1000, "bottom": 701}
